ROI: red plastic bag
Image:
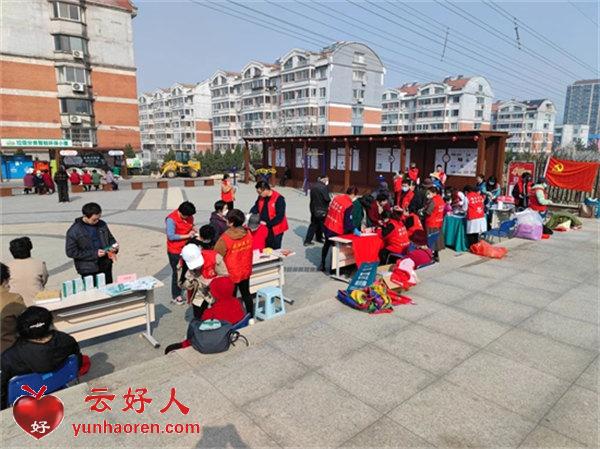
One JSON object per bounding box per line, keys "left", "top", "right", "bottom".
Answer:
{"left": 469, "top": 240, "right": 508, "bottom": 259}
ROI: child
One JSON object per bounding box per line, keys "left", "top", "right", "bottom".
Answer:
{"left": 91, "top": 170, "right": 102, "bottom": 191}
{"left": 247, "top": 213, "right": 268, "bottom": 251}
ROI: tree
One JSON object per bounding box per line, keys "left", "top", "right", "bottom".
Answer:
{"left": 14, "top": 149, "right": 25, "bottom": 156}
{"left": 163, "top": 150, "right": 176, "bottom": 162}
{"left": 123, "top": 144, "right": 136, "bottom": 158}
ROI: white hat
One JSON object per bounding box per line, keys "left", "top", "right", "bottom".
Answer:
{"left": 181, "top": 244, "right": 204, "bottom": 270}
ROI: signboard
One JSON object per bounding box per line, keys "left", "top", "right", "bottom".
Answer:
{"left": 1, "top": 139, "right": 71, "bottom": 148}
{"left": 108, "top": 150, "right": 124, "bottom": 156}
{"left": 375, "top": 148, "right": 400, "bottom": 173}
{"left": 60, "top": 150, "right": 78, "bottom": 156}
{"left": 506, "top": 161, "right": 535, "bottom": 195}
{"left": 347, "top": 262, "right": 379, "bottom": 292}
{"left": 126, "top": 158, "right": 142, "bottom": 169}
{"left": 330, "top": 148, "right": 360, "bottom": 171}
{"left": 435, "top": 148, "right": 478, "bottom": 176}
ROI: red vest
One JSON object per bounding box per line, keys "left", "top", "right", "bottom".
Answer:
{"left": 221, "top": 231, "right": 253, "bottom": 283}
{"left": 529, "top": 186, "right": 547, "bottom": 212}
{"left": 166, "top": 210, "right": 194, "bottom": 254}
{"left": 324, "top": 194, "right": 353, "bottom": 235}
{"left": 221, "top": 179, "right": 234, "bottom": 202}
{"left": 398, "top": 189, "right": 414, "bottom": 209}
{"left": 408, "top": 168, "right": 419, "bottom": 182}
{"left": 425, "top": 194, "right": 445, "bottom": 229}
{"left": 404, "top": 213, "right": 423, "bottom": 237}
{"left": 384, "top": 219, "right": 410, "bottom": 254}
{"left": 257, "top": 190, "right": 289, "bottom": 236}
{"left": 201, "top": 249, "right": 218, "bottom": 280}
{"left": 466, "top": 192, "right": 485, "bottom": 220}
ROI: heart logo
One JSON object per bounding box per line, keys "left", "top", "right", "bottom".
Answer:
{"left": 12, "top": 385, "right": 64, "bottom": 440}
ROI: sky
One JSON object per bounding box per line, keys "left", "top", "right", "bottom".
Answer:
{"left": 132, "top": 1, "right": 599, "bottom": 122}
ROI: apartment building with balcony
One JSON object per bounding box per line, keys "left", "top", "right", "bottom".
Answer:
{"left": 492, "top": 99, "right": 556, "bottom": 153}
{"left": 209, "top": 41, "right": 385, "bottom": 152}
{"left": 381, "top": 75, "right": 493, "bottom": 134}
{"left": 138, "top": 81, "right": 212, "bottom": 160}
{"left": 0, "top": 0, "right": 140, "bottom": 150}
{"left": 563, "top": 79, "right": 600, "bottom": 135}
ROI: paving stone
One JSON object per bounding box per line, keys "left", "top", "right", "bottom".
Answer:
{"left": 244, "top": 372, "right": 380, "bottom": 448}
{"left": 318, "top": 308, "right": 411, "bottom": 343}
{"left": 409, "top": 280, "right": 473, "bottom": 304}
{"left": 487, "top": 328, "right": 597, "bottom": 383}
{"left": 388, "top": 380, "right": 535, "bottom": 448}
{"left": 460, "top": 261, "right": 520, "bottom": 280}
{"left": 431, "top": 271, "right": 497, "bottom": 291}
{"left": 374, "top": 324, "right": 478, "bottom": 375}
{"left": 546, "top": 295, "right": 599, "bottom": 324}
{"left": 269, "top": 320, "right": 366, "bottom": 368}
{"left": 543, "top": 385, "right": 599, "bottom": 447}
{"left": 519, "top": 425, "right": 588, "bottom": 448}
{"left": 511, "top": 272, "right": 578, "bottom": 295}
{"left": 575, "top": 357, "right": 598, "bottom": 392}
{"left": 341, "top": 416, "right": 433, "bottom": 448}
{"left": 454, "top": 293, "right": 538, "bottom": 325}
{"left": 445, "top": 351, "right": 570, "bottom": 421}
{"left": 556, "top": 284, "right": 599, "bottom": 305}
{"left": 484, "top": 281, "right": 557, "bottom": 308}
{"left": 520, "top": 311, "right": 600, "bottom": 352}
{"left": 392, "top": 296, "right": 449, "bottom": 322}
{"left": 196, "top": 344, "right": 309, "bottom": 406}
{"left": 419, "top": 308, "right": 510, "bottom": 347}
{"left": 319, "top": 345, "right": 435, "bottom": 413}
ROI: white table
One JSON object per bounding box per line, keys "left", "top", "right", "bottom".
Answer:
{"left": 250, "top": 252, "right": 294, "bottom": 304}
{"left": 329, "top": 236, "right": 354, "bottom": 282}
{"left": 38, "top": 280, "right": 163, "bottom": 348}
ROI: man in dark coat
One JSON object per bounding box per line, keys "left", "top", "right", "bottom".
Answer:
{"left": 66, "top": 202, "right": 117, "bottom": 283}
{"left": 54, "top": 166, "right": 70, "bottom": 203}
{"left": 304, "top": 176, "right": 331, "bottom": 246}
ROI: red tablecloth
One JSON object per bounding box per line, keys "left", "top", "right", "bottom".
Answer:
{"left": 339, "top": 233, "right": 384, "bottom": 267}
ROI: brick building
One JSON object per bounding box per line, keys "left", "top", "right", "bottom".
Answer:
{"left": 0, "top": 0, "right": 140, "bottom": 152}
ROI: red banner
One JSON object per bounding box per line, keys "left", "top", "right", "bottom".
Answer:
{"left": 545, "top": 157, "right": 600, "bottom": 192}
{"left": 506, "top": 161, "right": 535, "bottom": 196}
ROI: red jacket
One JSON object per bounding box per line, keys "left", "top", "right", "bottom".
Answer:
{"left": 201, "top": 277, "right": 245, "bottom": 324}
{"left": 201, "top": 249, "right": 218, "bottom": 280}
{"left": 69, "top": 172, "right": 81, "bottom": 185}
{"left": 368, "top": 201, "right": 391, "bottom": 227}
{"left": 166, "top": 209, "right": 194, "bottom": 255}
{"left": 466, "top": 192, "right": 485, "bottom": 220}
{"left": 408, "top": 168, "right": 419, "bottom": 183}
{"left": 221, "top": 230, "right": 253, "bottom": 283}
{"left": 250, "top": 224, "right": 268, "bottom": 251}
{"left": 221, "top": 179, "right": 234, "bottom": 202}
{"left": 82, "top": 173, "right": 92, "bottom": 185}
{"left": 397, "top": 189, "right": 414, "bottom": 209}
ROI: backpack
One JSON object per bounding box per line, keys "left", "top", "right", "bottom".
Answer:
{"left": 186, "top": 319, "right": 248, "bottom": 354}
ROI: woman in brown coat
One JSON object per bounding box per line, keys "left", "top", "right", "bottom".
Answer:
{"left": 0, "top": 263, "right": 26, "bottom": 352}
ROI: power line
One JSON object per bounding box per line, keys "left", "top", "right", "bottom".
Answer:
{"left": 485, "top": 1, "right": 597, "bottom": 73}
{"left": 568, "top": 0, "right": 599, "bottom": 28}
{"left": 434, "top": 0, "right": 584, "bottom": 80}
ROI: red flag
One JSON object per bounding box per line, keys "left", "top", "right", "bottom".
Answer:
{"left": 545, "top": 157, "right": 600, "bottom": 192}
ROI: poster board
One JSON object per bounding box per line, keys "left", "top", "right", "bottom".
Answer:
{"left": 330, "top": 148, "right": 360, "bottom": 171}
{"left": 294, "top": 148, "right": 318, "bottom": 169}
{"left": 435, "top": 148, "right": 478, "bottom": 176}
{"left": 375, "top": 148, "right": 401, "bottom": 173}
{"left": 507, "top": 161, "right": 535, "bottom": 195}
{"left": 267, "top": 148, "right": 286, "bottom": 167}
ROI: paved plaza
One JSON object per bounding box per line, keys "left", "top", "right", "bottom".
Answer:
{"left": 0, "top": 180, "right": 598, "bottom": 448}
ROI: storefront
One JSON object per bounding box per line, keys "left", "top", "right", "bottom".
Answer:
{"left": 244, "top": 131, "right": 508, "bottom": 192}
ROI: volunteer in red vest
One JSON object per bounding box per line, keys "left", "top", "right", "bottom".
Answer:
{"left": 408, "top": 162, "right": 420, "bottom": 184}
{"left": 221, "top": 173, "right": 235, "bottom": 210}
{"left": 402, "top": 209, "right": 423, "bottom": 238}
{"left": 464, "top": 185, "right": 488, "bottom": 247}
{"left": 423, "top": 184, "right": 445, "bottom": 262}
{"left": 215, "top": 209, "right": 255, "bottom": 321}
{"left": 396, "top": 179, "right": 415, "bottom": 210}
{"left": 166, "top": 201, "right": 197, "bottom": 306}
{"left": 319, "top": 186, "right": 359, "bottom": 272}
{"left": 512, "top": 172, "right": 533, "bottom": 209}
{"left": 393, "top": 172, "right": 403, "bottom": 206}
{"left": 379, "top": 210, "right": 411, "bottom": 263}
{"left": 529, "top": 177, "right": 552, "bottom": 219}
{"left": 250, "top": 181, "right": 288, "bottom": 250}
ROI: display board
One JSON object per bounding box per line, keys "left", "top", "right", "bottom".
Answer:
{"left": 435, "top": 148, "right": 477, "bottom": 176}
{"left": 375, "top": 148, "right": 401, "bottom": 173}
{"left": 267, "top": 148, "right": 286, "bottom": 167}
{"left": 294, "top": 148, "right": 318, "bottom": 169}
{"left": 330, "top": 148, "right": 360, "bottom": 171}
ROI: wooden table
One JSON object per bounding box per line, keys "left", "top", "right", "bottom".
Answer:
{"left": 250, "top": 252, "right": 294, "bottom": 304}
{"left": 329, "top": 236, "right": 355, "bottom": 282}
{"left": 38, "top": 280, "right": 163, "bottom": 348}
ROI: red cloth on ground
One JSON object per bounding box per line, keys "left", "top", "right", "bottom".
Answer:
{"left": 406, "top": 248, "right": 433, "bottom": 268}
{"left": 201, "top": 277, "right": 245, "bottom": 324}
{"left": 339, "top": 233, "right": 383, "bottom": 267}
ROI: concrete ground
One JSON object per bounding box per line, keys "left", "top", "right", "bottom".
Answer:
{"left": 0, "top": 180, "right": 598, "bottom": 448}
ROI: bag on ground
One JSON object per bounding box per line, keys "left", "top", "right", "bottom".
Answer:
{"left": 186, "top": 319, "right": 247, "bottom": 354}
{"left": 469, "top": 240, "right": 508, "bottom": 259}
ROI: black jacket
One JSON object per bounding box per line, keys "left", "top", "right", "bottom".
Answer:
{"left": 54, "top": 171, "right": 68, "bottom": 184}
{"left": 65, "top": 218, "right": 116, "bottom": 275}
{"left": 1, "top": 331, "right": 82, "bottom": 409}
{"left": 309, "top": 181, "right": 330, "bottom": 217}
{"left": 409, "top": 187, "right": 428, "bottom": 215}
{"left": 250, "top": 195, "right": 286, "bottom": 228}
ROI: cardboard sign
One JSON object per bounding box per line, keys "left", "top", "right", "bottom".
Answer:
{"left": 347, "top": 262, "right": 379, "bottom": 292}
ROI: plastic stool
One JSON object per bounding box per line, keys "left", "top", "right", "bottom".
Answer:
{"left": 254, "top": 286, "right": 286, "bottom": 321}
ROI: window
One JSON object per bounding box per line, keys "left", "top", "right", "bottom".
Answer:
{"left": 330, "top": 147, "right": 360, "bottom": 171}
{"left": 353, "top": 89, "right": 365, "bottom": 99}
{"left": 316, "top": 66, "right": 327, "bottom": 79}
{"left": 284, "top": 58, "right": 293, "bottom": 70}
{"left": 60, "top": 98, "right": 92, "bottom": 114}
{"left": 62, "top": 127, "right": 96, "bottom": 144}
{"left": 319, "top": 106, "right": 326, "bottom": 116}
{"left": 352, "top": 106, "right": 364, "bottom": 118}
{"left": 319, "top": 87, "right": 326, "bottom": 98}
{"left": 352, "top": 125, "right": 363, "bottom": 135}
{"left": 452, "top": 109, "right": 459, "bottom": 117}
{"left": 56, "top": 66, "right": 87, "bottom": 84}
{"left": 352, "top": 70, "right": 366, "bottom": 81}
{"left": 475, "top": 110, "right": 483, "bottom": 118}
{"left": 53, "top": 2, "right": 81, "bottom": 21}
{"left": 476, "top": 97, "right": 484, "bottom": 104}
{"left": 353, "top": 52, "right": 365, "bottom": 64}
{"left": 54, "top": 34, "right": 87, "bottom": 53}
{"left": 294, "top": 148, "right": 318, "bottom": 169}
{"left": 267, "top": 148, "right": 286, "bottom": 167}
{"left": 421, "top": 88, "right": 430, "bottom": 95}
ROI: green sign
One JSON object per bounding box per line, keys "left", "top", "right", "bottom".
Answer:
{"left": 0, "top": 138, "right": 72, "bottom": 148}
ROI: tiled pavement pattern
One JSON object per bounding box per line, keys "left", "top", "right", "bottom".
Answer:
{"left": 0, "top": 180, "right": 598, "bottom": 448}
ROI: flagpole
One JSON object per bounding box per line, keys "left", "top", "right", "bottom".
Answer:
{"left": 542, "top": 153, "right": 552, "bottom": 178}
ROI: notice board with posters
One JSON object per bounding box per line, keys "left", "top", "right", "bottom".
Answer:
{"left": 375, "top": 147, "right": 401, "bottom": 173}
{"left": 506, "top": 161, "right": 535, "bottom": 195}
{"left": 435, "top": 148, "right": 478, "bottom": 176}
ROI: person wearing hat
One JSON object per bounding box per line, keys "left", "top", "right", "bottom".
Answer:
{"left": 247, "top": 214, "right": 268, "bottom": 251}
{"left": 0, "top": 306, "right": 82, "bottom": 409}
{"left": 529, "top": 177, "right": 552, "bottom": 218}
{"left": 7, "top": 237, "right": 48, "bottom": 306}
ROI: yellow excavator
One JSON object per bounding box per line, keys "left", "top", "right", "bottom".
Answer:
{"left": 160, "top": 150, "right": 201, "bottom": 178}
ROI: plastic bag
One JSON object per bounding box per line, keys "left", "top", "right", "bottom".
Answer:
{"left": 390, "top": 259, "right": 419, "bottom": 290}
{"left": 469, "top": 240, "right": 508, "bottom": 259}
{"left": 515, "top": 223, "right": 543, "bottom": 240}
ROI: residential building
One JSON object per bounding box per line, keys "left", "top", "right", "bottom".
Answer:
{"left": 554, "top": 124, "right": 590, "bottom": 149}
{"left": 138, "top": 81, "right": 212, "bottom": 161}
{"left": 0, "top": 0, "right": 140, "bottom": 150}
{"left": 563, "top": 79, "right": 600, "bottom": 135}
{"left": 210, "top": 41, "right": 385, "bottom": 151}
{"left": 381, "top": 75, "right": 493, "bottom": 134}
{"left": 492, "top": 99, "right": 556, "bottom": 153}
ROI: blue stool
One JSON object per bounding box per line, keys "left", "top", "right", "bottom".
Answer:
{"left": 254, "top": 286, "right": 286, "bottom": 321}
